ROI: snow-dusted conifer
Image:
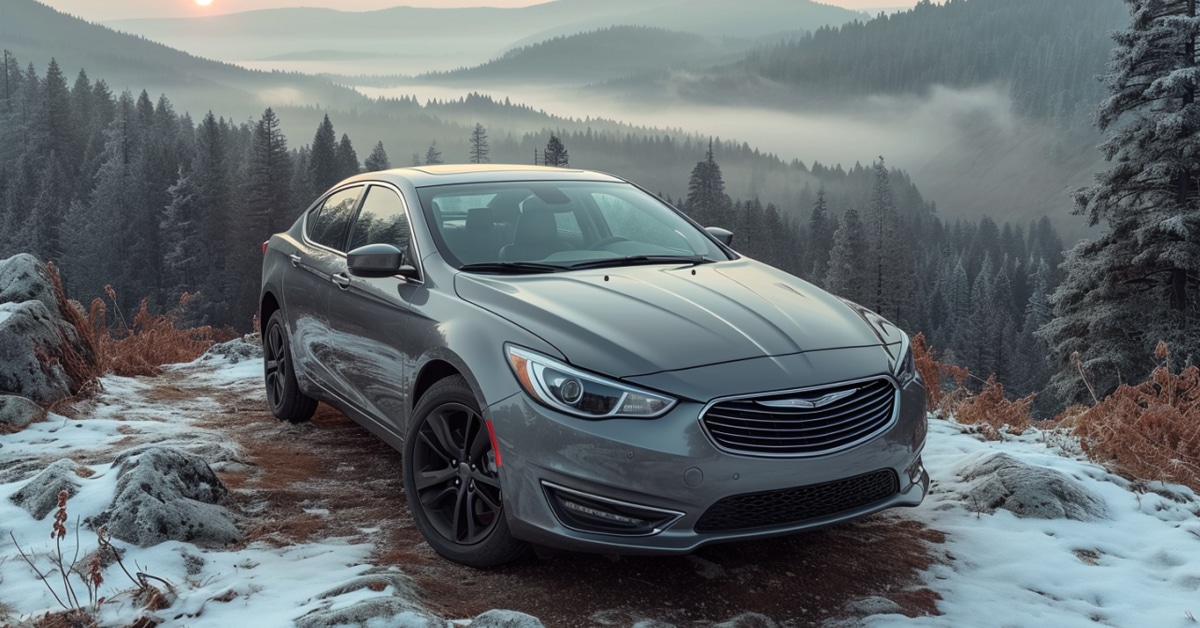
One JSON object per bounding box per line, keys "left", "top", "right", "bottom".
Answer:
{"left": 1042, "top": 0, "right": 1200, "bottom": 404}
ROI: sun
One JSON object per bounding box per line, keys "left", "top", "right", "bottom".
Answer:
{"left": 195, "top": 0, "right": 213, "bottom": 6}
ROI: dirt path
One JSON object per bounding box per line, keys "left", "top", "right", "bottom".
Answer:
{"left": 149, "top": 362, "right": 945, "bottom": 627}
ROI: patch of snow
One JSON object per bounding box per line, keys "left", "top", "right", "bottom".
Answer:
{"left": 866, "top": 418, "right": 1200, "bottom": 628}
{"left": 4, "top": 350, "right": 1200, "bottom": 627}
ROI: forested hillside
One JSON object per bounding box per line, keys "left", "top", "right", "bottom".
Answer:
{"left": 0, "top": 0, "right": 364, "bottom": 121}
{"left": 631, "top": 0, "right": 1126, "bottom": 128}
{"left": 0, "top": 55, "right": 1069, "bottom": 414}
{"left": 418, "top": 26, "right": 749, "bottom": 86}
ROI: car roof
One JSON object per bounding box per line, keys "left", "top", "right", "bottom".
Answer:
{"left": 342, "top": 164, "right": 627, "bottom": 189}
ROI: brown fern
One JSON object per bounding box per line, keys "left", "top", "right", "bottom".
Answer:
{"left": 953, "top": 375, "right": 1035, "bottom": 440}
{"left": 1068, "top": 342, "right": 1200, "bottom": 492}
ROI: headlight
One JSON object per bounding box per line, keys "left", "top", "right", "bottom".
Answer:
{"left": 506, "top": 346, "right": 676, "bottom": 419}
{"left": 894, "top": 334, "right": 918, "bottom": 386}
{"left": 837, "top": 298, "right": 917, "bottom": 385}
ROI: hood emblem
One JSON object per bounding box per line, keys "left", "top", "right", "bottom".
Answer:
{"left": 756, "top": 389, "right": 857, "bottom": 410}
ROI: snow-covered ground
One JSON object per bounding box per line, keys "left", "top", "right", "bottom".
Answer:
{"left": 2, "top": 352, "right": 1198, "bottom": 627}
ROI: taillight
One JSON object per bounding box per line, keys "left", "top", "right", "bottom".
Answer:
{"left": 261, "top": 240, "right": 269, "bottom": 255}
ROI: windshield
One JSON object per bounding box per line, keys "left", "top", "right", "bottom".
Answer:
{"left": 416, "top": 181, "right": 731, "bottom": 272}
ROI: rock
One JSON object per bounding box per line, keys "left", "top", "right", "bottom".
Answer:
{"left": 0, "top": 395, "right": 45, "bottom": 431}
{"left": 0, "top": 301, "right": 74, "bottom": 402}
{"left": 0, "top": 254, "right": 97, "bottom": 404}
{"left": 88, "top": 446, "right": 241, "bottom": 547}
{"left": 845, "top": 596, "right": 904, "bottom": 616}
{"left": 314, "top": 573, "right": 419, "bottom": 601}
{"left": 9, "top": 459, "right": 84, "bottom": 519}
{"left": 0, "top": 253, "right": 57, "bottom": 312}
{"left": 711, "top": 613, "right": 777, "bottom": 628}
{"left": 953, "top": 452, "right": 1109, "bottom": 521}
{"left": 471, "top": 610, "right": 546, "bottom": 628}
{"left": 294, "top": 597, "right": 441, "bottom": 628}
{"left": 198, "top": 337, "right": 262, "bottom": 364}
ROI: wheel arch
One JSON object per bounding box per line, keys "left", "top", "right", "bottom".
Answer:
{"left": 412, "top": 358, "right": 462, "bottom": 411}
{"left": 260, "top": 290, "right": 281, "bottom": 330}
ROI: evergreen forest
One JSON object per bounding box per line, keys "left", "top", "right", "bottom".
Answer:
{"left": 0, "top": 54, "right": 1069, "bottom": 413}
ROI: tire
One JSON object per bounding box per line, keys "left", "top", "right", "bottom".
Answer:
{"left": 404, "top": 375, "right": 528, "bottom": 567}
{"left": 263, "top": 311, "right": 317, "bottom": 423}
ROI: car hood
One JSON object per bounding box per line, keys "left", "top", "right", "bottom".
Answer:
{"left": 455, "top": 259, "right": 888, "bottom": 379}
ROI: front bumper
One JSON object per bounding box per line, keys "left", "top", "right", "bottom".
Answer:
{"left": 487, "top": 360, "right": 928, "bottom": 555}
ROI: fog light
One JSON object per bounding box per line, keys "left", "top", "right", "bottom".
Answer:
{"left": 561, "top": 499, "right": 647, "bottom": 527}
{"left": 542, "top": 482, "right": 684, "bottom": 536}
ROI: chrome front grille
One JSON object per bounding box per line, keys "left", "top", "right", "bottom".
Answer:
{"left": 701, "top": 378, "right": 897, "bottom": 456}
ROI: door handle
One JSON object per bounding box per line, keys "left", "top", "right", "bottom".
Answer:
{"left": 289, "top": 254, "right": 302, "bottom": 268}
{"left": 332, "top": 273, "right": 352, "bottom": 290}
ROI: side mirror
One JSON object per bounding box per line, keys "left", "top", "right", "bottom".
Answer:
{"left": 705, "top": 227, "right": 734, "bottom": 247}
{"left": 347, "top": 243, "right": 418, "bottom": 279}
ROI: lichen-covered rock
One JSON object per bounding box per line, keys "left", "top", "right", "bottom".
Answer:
{"left": 89, "top": 446, "right": 241, "bottom": 547}
{"left": 711, "top": 613, "right": 777, "bottom": 628}
{"left": 0, "top": 300, "right": 74, "bottom": 402}
{"left": 471, "top": 610, "right": 546, "bottom": 628}
{"left": 9, "top": 459, "right": 84, "bottom": 519}
{"left": 198, "top": 337, "right": 262, "bottom": 364}
{"left": 0, "top": 254, "right": 97, "bottom": 404}
{"left": 294, "top": 597, "right": 441, "bottom": 628}
{"left": 0, "top": 395, "right": 46, "bottom": 430}
{"left": 953, "top": 452, "right": 1109, "bottom": 521}
{"left": 0, "top": 253, "right": 57, "bottom": 312}
{"left": 845, "top": 596, "right": 904, "bottom": 616}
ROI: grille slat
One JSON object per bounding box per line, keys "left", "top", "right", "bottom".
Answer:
{"left": 702, "top": 378, "right": 897, "bottom": 456}
{"left": 705, "top": 395, "right": 894, "bottom": 434}
{"left": 695, "top": 469, "right": 899, "bottom": 532}
{"left": 709, "top": 416, "right": 885, "bottom": 446}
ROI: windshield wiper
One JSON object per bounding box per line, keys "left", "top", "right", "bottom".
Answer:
{"left": 458, "top": 261, "right": 567, "bottom": 274}
{"left": 566, "top": 255, "right": 717, "bottom": 270}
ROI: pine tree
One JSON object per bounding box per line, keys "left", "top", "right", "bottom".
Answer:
{"left": 335, "top": 133, "right": 360, "bottom": 180}
{"left": 228, "top": 108, "right": 293, "bottom": 325}
{"left": 685, "top": 139, "right": 730, "bottom": 227}
{"left": 808, "top": 188, "right": 834, "bottom": 284}
{"left": 863, "top": 157, "right": 911, "bottom": 323}
{"left": 1042, "top": 0, "right": 1200, "bottom": 404}
{"left": 365, "top": 141, "right": 390, "bottom": 171}
{"left": 545, "top": 133, "right": 569, "bottom": 167}
{"left": 308, "top": 114, "right": 339, "bottom": 194}
{"left": 470, "top": 123, "right": 490, "bottom": 164}
{"left": 825, "top": 208, "right": 867, "bottom": 304}
{"left": 424, "top": 140, "right": 442, "bottom": 165}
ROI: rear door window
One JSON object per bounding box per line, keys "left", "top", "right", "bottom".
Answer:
{"left": 307, "top": 186, "right": 363, "bottom": 251}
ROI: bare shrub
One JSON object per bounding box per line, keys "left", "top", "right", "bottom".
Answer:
{"left": 88, "top": 289, "right": 235, "bottom": 377}
{"left": 1067, "top": 342, "right": 1200, "bottom": 492}
{"left": 911, "top": 333, "right": 970, "bottom": 417}
{"left": 953, "top": 375, "right": 1035, "bottom": 439}
{"left": 9, "top": 491, "right": 172, "bottom": 627}
{"left": 45, "top": 263, "right": 103, "bottom": 396}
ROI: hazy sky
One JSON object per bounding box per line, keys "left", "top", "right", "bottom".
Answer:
{"left": 40, "top": 0, "right": 921, "bottom": 22}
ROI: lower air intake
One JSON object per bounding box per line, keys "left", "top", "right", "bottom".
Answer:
{"left": 694, "top": 469, "right": 898, "bottom": 532}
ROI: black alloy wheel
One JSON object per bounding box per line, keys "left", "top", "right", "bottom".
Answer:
{"left": 404, "top": 375, "right": 527, "bottom": 567}
{"left": 263, "top": 311, "right": 317, "bottom": 423}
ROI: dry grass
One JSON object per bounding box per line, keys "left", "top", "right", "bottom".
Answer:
{"left": 45, "top": 263, "right": 103, "bottom": 396}
{"left": 922, "top": 334, "right": 1199, "bottom": 492}
{"left": 953, "top": 375, "right": 1035, "bottom": 439}
{"left": 1064, "top": 342, "right": 1200, "bottom": 492}
{"left": 914, "top": 333, "right": 1027, "bottom": 436}
{"left": 87, "top": 289, "right": 235, "bottom": 377}
{"left": 912, "top": 333, "right": 971, "bottom": 417}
